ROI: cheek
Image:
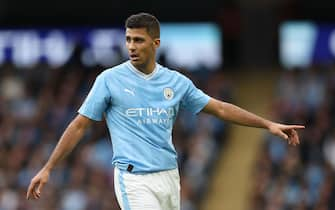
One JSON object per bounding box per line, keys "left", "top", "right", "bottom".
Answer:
{"left": 142, "top": 47, "right": 151, "bottom": 55}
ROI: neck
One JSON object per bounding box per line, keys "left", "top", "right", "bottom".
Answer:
{"left": 131, "top": 60, "right": 156, "bottom": 75}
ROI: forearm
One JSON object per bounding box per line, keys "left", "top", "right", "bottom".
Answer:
{"left": 216, "top": 102, "right": 272, "bottom": 129}
{"left": 43, "top": 117, "right": 89, "bottom": 171}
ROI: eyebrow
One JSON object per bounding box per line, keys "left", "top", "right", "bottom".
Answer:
{"left": 126, "top": 35, "right": 145, "bottom": 40}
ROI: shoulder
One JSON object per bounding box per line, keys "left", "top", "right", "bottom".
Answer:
{"left": 159, "top": 65, "right": 191, "bottom": 83}
{"left": 98, "top": 61, "right": 129, "bottom": 79}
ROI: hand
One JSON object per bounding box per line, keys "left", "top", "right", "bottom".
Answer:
{"left": 26, "top": 169, "right": 50, "bottom": 200}
{"left": 268, "top": 123, "right": 305, "bottom": 146}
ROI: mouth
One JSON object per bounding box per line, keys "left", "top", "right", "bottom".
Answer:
{"left": 129, "top": 54, "right": 140, "bottom": 61}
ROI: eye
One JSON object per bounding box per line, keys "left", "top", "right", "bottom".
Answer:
{"left": 134, "top": 37, "right": 145, "bottom": 43}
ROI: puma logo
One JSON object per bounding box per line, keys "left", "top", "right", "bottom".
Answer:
{"left": 124, "top": 88, "right": 135, "bottom": 96}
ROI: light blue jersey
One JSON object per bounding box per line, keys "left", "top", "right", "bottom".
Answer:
{"left": 78, "top": 61, "right": 210, "bottom": 173}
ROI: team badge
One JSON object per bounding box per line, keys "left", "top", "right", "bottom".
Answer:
{"left": 163, "top": 87, "right": 174, "bottom": 100}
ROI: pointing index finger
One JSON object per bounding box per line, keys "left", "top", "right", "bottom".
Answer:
{"left": 27, "top": 180, "right": 37, "bottom": 200}
{"left": 287, "top": 125, "right": 305, "bottom": 129}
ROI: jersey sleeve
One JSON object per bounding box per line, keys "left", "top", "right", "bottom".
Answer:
{"left": 181, "top": 77, "right": 210, "bottom": 115}
{"left": 78, "top": 73, "right": 111, "bottom": 121}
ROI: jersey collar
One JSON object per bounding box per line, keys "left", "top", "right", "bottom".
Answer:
{"left": 127, "top": 61, "right": 160, "bottom": 80}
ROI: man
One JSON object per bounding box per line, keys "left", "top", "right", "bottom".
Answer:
{"left": 27, "top": 13, "right": 304, "bottom": 210}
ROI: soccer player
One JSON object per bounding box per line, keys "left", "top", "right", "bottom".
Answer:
{"left": 26, "top": 13, "right": 304, "bottom": 210}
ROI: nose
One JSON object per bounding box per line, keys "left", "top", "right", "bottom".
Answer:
{"left": 127, "top": 41, "right": 136, "bottom": 51}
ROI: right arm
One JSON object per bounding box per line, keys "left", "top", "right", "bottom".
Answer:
{"left": 26, "top": 114, "right": 93, "bottom": 200}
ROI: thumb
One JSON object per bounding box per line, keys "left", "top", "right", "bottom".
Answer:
{"left": 278, "top": 131, "right": 288, "bottom": 140}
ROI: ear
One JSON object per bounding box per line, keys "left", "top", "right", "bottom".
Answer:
{"left": 153, "top": 38, "right": 160, "bottom": 49}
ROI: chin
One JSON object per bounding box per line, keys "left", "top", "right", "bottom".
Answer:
{"left": 131, "top": 60, "right": 144, "bottom": 66}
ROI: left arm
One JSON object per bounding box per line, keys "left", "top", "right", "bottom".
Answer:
{"left": 202, "top": 98, "right": 304, "bottom": 145}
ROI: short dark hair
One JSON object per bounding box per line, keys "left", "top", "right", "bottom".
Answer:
{"left": 125, "top": 13, "right": 160, "bottom": 38}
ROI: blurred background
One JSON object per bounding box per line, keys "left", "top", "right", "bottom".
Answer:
{"left": 1, "top": 0, "right": 335, "bottom": 210}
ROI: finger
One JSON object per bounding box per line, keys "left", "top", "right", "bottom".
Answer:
{"left": 29, "top": 188, "right": 39, "bottom": 200}
{"left": 32, "top": 189, "right": 38, "bottom": 199}
{"left": 289, "top": 130, "right": 299, "bottom": 145}
{"left": 290, "top": 129, "right": 298, "bottom": 143}
{"left": 293, "top": 130, "right": 300, "bottom": 144}
{"left": 27, "top": 181, "right": 36, "bottom": 200}
{"left": 289, "top": 138, "right": 296, "bottom": 146}
{"left": 33, "top": 186, "right": 40, "bottom": 199}
{"left": 35, "top": 190, "right": 41, "bottom": 199}
{"left": 36, "top": 181, "right": 46, "bottom": 197}
{"left": 287, "top": 135, "right": 292, "bottom": 144}
{"left": 291, "top": 137, "right": 296, "bottom": 145}
{"left": 278, "top": 131, "right": 288, "bottom": 140}
{"left": 287, "top": 133, "right": 294, "bottom": 145}
{"left": 285, "top": 125, "right": 305, "bottom": 130}
{"left": 34, "top": 187, "right": 41, "bottom": 199}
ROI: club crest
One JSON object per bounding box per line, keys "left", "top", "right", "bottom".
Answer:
{"left": 163, "top": 87, "right": 174, "bottom": 100}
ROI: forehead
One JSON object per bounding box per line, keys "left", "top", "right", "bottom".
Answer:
{"left": 125, "top": 28, "right": 150, "bottom": 38}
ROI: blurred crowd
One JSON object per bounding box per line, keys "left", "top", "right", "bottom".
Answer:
{"left": 0, "top": 57, "right": 231, "bottom": 210}
{"left": 251, "top": 66, "right": 335, "bottom": 210}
